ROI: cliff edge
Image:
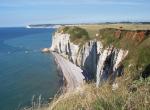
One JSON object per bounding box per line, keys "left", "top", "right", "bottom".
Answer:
{"left": 49, "top": 26, "right": 150, "bottom": 110}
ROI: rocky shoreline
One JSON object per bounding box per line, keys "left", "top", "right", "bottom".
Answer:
{"left": 51, "top": 52, "right": 85, "bottom": 91}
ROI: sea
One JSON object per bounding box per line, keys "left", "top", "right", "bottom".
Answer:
{"left": 0, "top": 27, "right": 60, "bottom": 110}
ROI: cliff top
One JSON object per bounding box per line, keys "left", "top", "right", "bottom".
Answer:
{"left": 56, "top": 25, "right": 150, "bottom": 76}
{"left": 57, "top": 25, "right": 150, "bottom": 48}
{"left": 57, "top": 26, "right": 90, "bottom": 44}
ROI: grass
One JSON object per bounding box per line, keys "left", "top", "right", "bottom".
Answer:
{"left": 51, "top": 77, "right": 150, "bottom": 110}
{"left": 122, "top": 36, "right": 150, "bottom": 80}
{"left": 79, "top": 24, "right": 150, "bottom": 39}
{"left": 93, "top": 82, "right": 150, "bottom": 110}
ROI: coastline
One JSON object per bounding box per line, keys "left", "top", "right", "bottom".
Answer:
{"left": 51, "top": 52, "right": 85, "bottom": 92}
{"left": 48, "top": 52, "right": 85, "bottom": 109}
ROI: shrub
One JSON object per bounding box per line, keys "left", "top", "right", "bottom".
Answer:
{"left": 59, "top": 26, "right": 90, "bottom": 44}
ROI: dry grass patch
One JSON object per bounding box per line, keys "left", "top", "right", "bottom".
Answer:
{"left": 51, "top": 76, "right": 150, "bottom": 110}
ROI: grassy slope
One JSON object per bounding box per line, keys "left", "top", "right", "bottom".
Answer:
{"left": 53, "top": 78, "right": 150, "bottom": 110}
{"left": 52, "top": 24, "right": 150, "bottom": 110}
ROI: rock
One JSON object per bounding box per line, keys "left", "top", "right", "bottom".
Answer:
{"left": 125, "top": 30, "right": 147, "bottom": 42}
{"left": 96, "top": 33, "right": 99, "bottom": 37}
{"left": 112, "top": 83, "right": 119, "bottom": 90}
{"left": 96, "top": 47, "right": 128, "bottom": 87}
{"left": 115, "top": 30, "right": 122, "bottom": 38}
{"left": 41, "top": 48, "right": 50, "bottom": 53}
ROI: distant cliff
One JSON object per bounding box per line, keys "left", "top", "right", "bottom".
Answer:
{"left": 26, "top": 24, "right": 61, "bottom": 28}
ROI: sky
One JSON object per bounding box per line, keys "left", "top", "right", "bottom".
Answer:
{"left": 0, "top": 0, "right": 150, "bottom": 27}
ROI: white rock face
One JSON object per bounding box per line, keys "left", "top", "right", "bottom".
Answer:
{"left": 96, "top": 47, "right": 128, "bottom": 87}
{"left": 96, "top": 46, "right": 113, "bottom": 86}
{"left": 76, "top": 40, "right": 97, "bottom": 79}
{"left": 50, "top": 32, "right": 128, "bottom": 86}
{"left": 50, "top": 32, "right": 79, "bottom": 62}
{"left": 50, "top": 33, "right": 70, "bottom": 53}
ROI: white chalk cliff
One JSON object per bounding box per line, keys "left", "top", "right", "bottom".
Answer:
{"left": 50, "top": 32, "right": 128, "bottom": 86}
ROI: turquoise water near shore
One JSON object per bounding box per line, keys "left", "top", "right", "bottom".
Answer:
{"left": 0, "top": 28, "right": 60, "bottom": 110}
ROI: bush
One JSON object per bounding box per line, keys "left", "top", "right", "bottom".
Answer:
{"left": 59, "top": 26, "right": 90, "bottom": 44}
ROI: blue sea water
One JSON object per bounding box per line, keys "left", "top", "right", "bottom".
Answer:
{"left": 0, "top": 28, "right": 60, "bottom": 110}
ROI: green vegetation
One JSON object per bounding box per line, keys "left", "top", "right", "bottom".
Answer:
{"left": 93, "top": 78, "right": 150, "bottom": 110}
{"left": 58, "top": 26, "right": 90, "bottom": 44}
{"left": 97, "top": 28, "right": 120, "bottom": 47}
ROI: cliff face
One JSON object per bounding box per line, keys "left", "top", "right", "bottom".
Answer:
{"left": 50, "top": 32, "right": 128, "bottom": 86}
